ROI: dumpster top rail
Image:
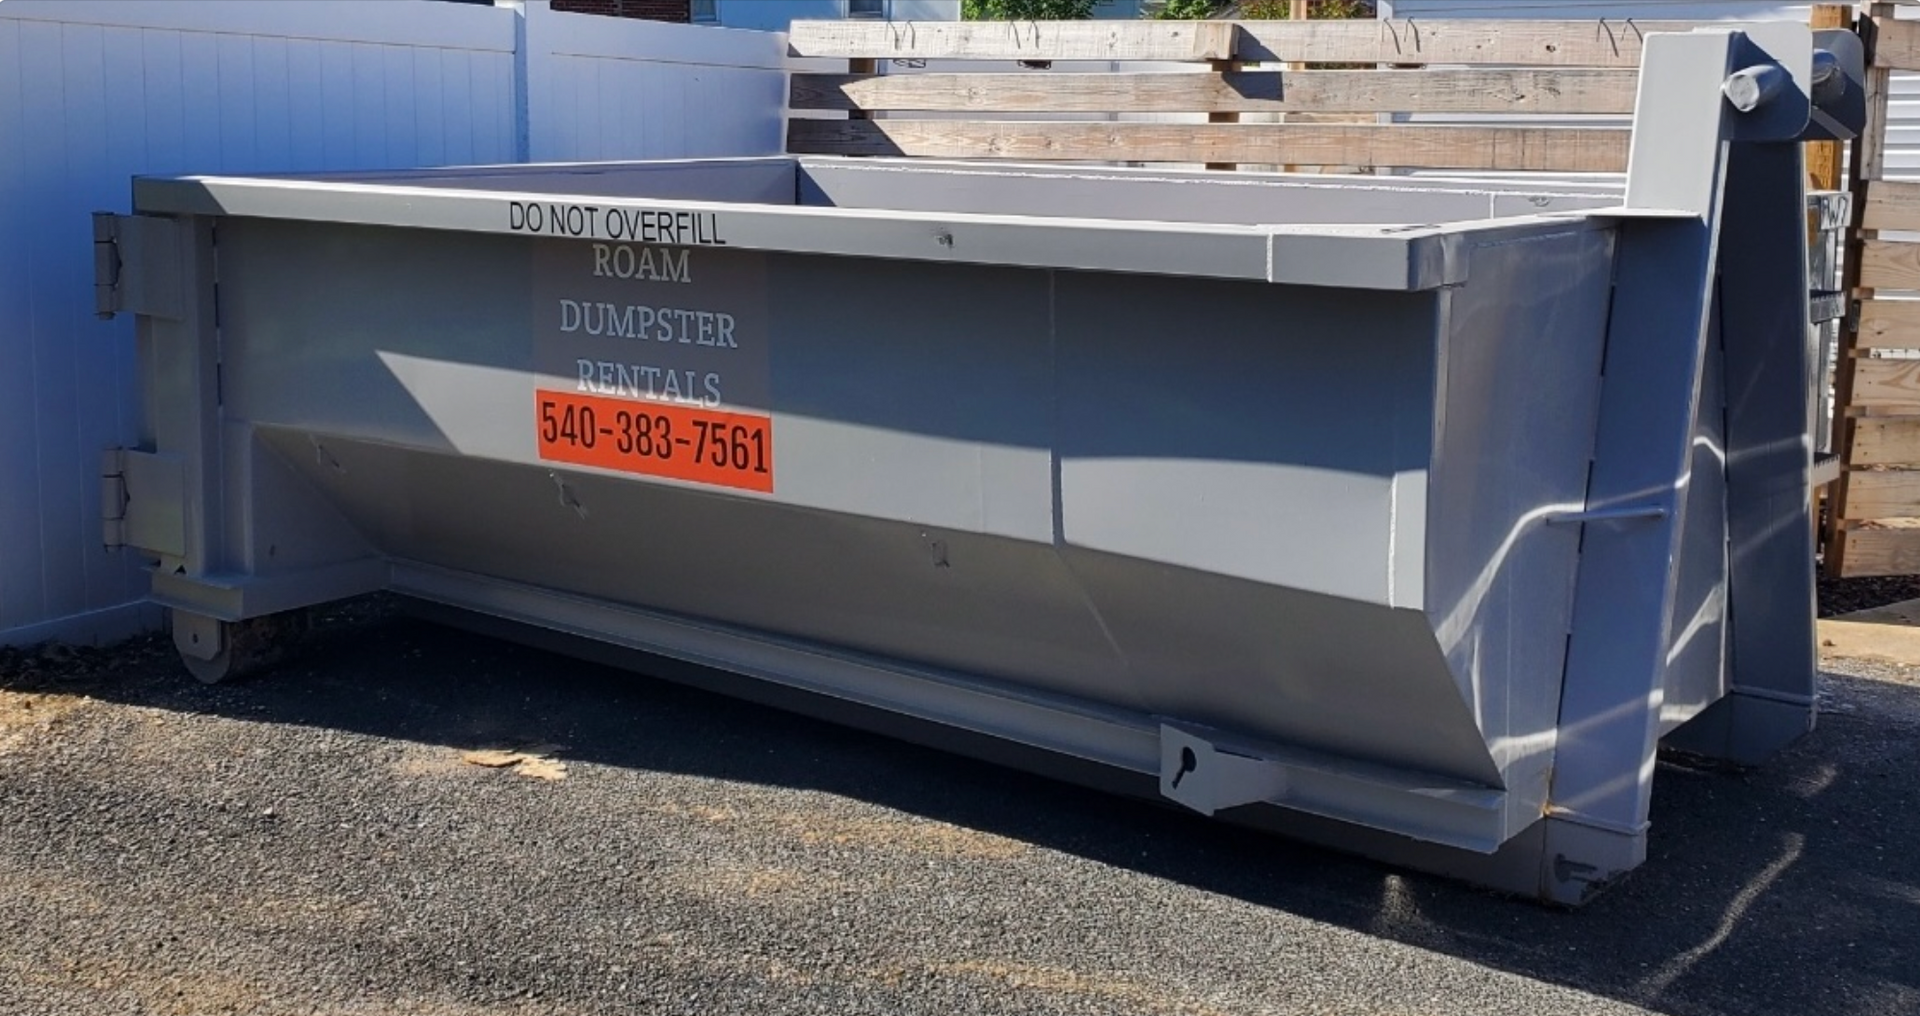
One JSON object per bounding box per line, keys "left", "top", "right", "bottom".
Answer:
{"left": 132, "top": 156, "right": 1626, "bottom": 292}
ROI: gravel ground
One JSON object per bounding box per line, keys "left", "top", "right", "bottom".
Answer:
{"left": 1817, "top": 574, "right": 1920, "bottom": 617}
{"left": 2, "top": 600, "right": 1917, "bottom": 1016}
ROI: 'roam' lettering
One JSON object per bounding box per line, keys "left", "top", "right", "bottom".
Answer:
{"left": 591, "top": 243, "right": 691, "bottom": 284}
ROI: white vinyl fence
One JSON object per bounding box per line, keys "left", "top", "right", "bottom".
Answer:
{"left": 0, "top": 0, "right": 786, "bottom": 646}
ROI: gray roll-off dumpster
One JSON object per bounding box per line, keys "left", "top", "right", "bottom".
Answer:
{"left": 93, "top": 24, "right": 1863, "bottom": 904}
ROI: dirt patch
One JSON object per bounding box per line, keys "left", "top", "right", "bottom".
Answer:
{"left": 391, "top": 743, "right": 485, "bottom": 780}
{"left": 10, "top": 955, "right": 558, "bottom": 1016}
{"left": 0, "top": 689, "right": 92, "bottom": 754}
{"left": 649, "top": 797, "right": 1029, "bottom": 860}
{"left": 461, "top": 747, "right": 568, "bottom": 781}
{"left": 1818, "top": 618, "right": 1920, "bottom": 666}
{"left": 916, "top": 959, "right": 1237, "bottom": 1016}
{"left": 0, "top": 866, "right": 409, "bottom": 1016}
{"left": 0, "top": 688, "right": 86, "bottom": 728}
{"left": 643, "top": 932, "right": 821, "bottom": 989}
{"left": 790, "top": 813, "right": 1029, "bottom": 859}
{"left": 674, "top": 859, "right": 852, "bottom": 902}
{"left": 9, "top": 957, "right": 273, "bottom": 1016}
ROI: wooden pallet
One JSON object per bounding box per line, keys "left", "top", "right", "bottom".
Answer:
{"left": 1825, "top": 5, "right": 1920, "bottom": 577}
{"left": 784, "top": 17, "right": 1694, "bottom": 173}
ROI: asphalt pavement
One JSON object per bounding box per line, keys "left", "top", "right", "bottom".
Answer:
{"left": 0, "top": 598, "right": 1915, "bottom": 1016}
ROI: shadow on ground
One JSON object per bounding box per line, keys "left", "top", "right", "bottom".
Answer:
{"left": 5, "top": 596, "right": 1917, "bottom": 1016}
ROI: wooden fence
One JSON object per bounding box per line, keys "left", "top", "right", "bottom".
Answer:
{"left": 1825, "top": 2, "right": 1920, "bottom": 576}
{"left": 784, "top": 18, "right": 1694, "bottom": 174}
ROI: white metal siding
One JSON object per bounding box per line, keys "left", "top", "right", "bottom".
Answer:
{"left": 1888, "top": 64, "right": 1920, "bottom": 182}
{"left": 0, "top": 0, "right": 786, "bottom": 646}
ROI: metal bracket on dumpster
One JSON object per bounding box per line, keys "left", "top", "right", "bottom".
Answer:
{"left": 1544, "top": 504, "right": 1669, "bottom": 526}
{"left": 91, "top": 213, "right": 184, "bottom": 321}
{"left": 1805, "top": 28, "right": 1866, "bottom": 142}
{"left": 1159, "top": 724, "right": 1286, "bottom": 817}
{"left": 101, "top": 447, "right": 187, "bottom": 556}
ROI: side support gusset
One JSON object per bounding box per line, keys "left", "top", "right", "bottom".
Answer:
{"left": 1535, "top": 28, "right": 1743, "bottom": 903}
{"left": 1665, "top": 139, "right": 1820, "bottom": 764}
{"left": 139, "top": 215, "right": 223, "bottom": 581}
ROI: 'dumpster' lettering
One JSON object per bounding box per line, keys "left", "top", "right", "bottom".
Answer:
{"left": 558, "top": 299, "right": 738, "bottom": 348}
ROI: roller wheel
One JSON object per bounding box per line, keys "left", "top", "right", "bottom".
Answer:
{"left": 175, "top": 611, "right": 310, "bottom": 685}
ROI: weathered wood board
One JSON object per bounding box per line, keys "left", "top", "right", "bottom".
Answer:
{"left": 790, "top": 68, "right": 1639, "bottom": 116}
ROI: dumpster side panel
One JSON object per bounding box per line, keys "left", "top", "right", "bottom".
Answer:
{"left": 1050, "top": 273, "right": 1435, "bottom": 606}
{"left": 223, "top": 221, "right": 1143, "bottom": 706}
{"left": 762, "top": 253, "right": 1056, "bottom": 542}
{"left": 221, "top": 223, "right": 533, "bottom": 456}
{"left": 1426, "top": 226, "right": 1615, "bottom": 785}
{"left": 1048, "top": 272, "right": 1501, "bottom": 784}
{"left": 219, "top": 217, "right": 1506, "bottom": 788}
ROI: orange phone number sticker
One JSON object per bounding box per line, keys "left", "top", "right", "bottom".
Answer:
{"left": 535, "top": 389, "right": 773, "bottom": 493}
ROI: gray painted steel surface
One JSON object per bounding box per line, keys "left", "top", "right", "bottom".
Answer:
{"left": 100, "top": 24, "right": 1846, "bottom": 903}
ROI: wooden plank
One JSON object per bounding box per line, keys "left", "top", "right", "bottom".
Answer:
{"left": 1872, "top": 15, "right": 1920, "bottom": 70}
{"left": 787, "top": 19, "right": 1237, "bottom": 62}
{"left": 1843, "top": 404, "right": 1920, "bottom": 418}
{"left": 786, "top": 119, "right": 1630, "bottom": 172}
{"left": 1857, "top": 300, "right": 1920, "bottom": 349}
{"left": 789, "top": 68, "right": 1641, "bottom": 116}
{"left": 1232, "top": 19, "right": 1708, "bottom": 67}
{"left": 1850, "top": 417, "right": 1920, "bottom": 465}
{"left": 1837, "top": 469, "right": 1920, "bottom": 518}
{"left": 1858, "top": 239, "right": 1920, "bottom": 291}
{"left": 1831, "top": 528, "right": 1920, "bottom": 576}
{"left": 1207, "top": 59, "right": 1244, "bottom": 172}
{"left": 1280, "top": 0, "right": 1306, "bottom": 174}
{"left": 1862, "top": 179, "right": 1920, "bottom": 231}
{"left": 790, "top": 18, "right": 1709, "bottom": 67}
{"left": 1816, "top": 455, "right": 1843, "bottom": 486}
{"left": 1850, "top": 358, "right": 1920, "bottom": 410}
{"left": 848, "top": 57, "right": 877, "bottom": 121}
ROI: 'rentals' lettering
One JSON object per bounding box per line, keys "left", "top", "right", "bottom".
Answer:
{"left": 558, "top": 299, "right": 739, "bottom": 347}
{"left": 576, "top": 358, "right": 722, "bottom": 407}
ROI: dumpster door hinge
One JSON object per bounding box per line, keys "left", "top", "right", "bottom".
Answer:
{"left": 92, "top": 213, "right": 121, "bottom": 319}
{"left": 99, "top": 447, "right": 188, "bottom": 557}
{"left": 90, "top": 213, "right": 185, "bottom": 321}
{"left": 101, "top": 448, "right": 128, "bottom": 548}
